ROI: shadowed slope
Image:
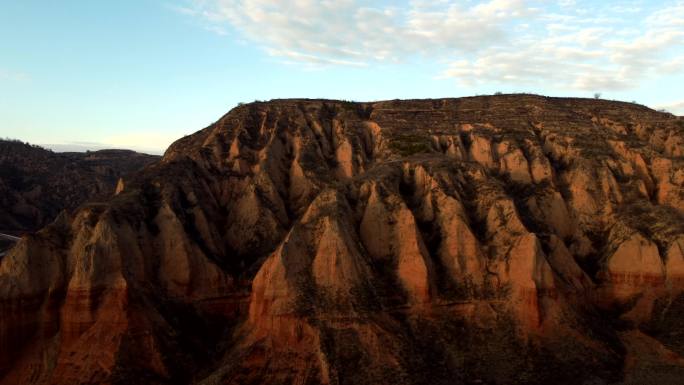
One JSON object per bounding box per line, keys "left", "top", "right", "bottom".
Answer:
{"left": 0, "top": 140, "right": 159, "bottom": 233}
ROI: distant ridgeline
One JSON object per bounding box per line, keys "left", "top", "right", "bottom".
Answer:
{"left": 0, "top": 139, "right": 159, "bottom": 233}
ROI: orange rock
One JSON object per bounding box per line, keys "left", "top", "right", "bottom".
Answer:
{"left": 360, "top": 183, "right": 432, "bottom": 303}
{"left": 468, "top": 132, "right": 496, "bottom": 169}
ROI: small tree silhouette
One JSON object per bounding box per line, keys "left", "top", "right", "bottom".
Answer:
{"left": 593, "top": 93, "right": 602, "bottom": 99}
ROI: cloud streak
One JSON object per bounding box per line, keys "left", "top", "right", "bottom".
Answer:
{"left": 179, "top": 0, "right": 684, "bottom": 91}
{"left": 0, "top": 68, "right": 29, "bottom": 82}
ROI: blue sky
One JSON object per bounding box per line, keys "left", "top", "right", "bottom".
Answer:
{"left": 1, "top": 0, "right": 682, "bottom": 154}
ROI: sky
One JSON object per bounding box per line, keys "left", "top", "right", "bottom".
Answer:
{"left": 0, "top": 0, "right": 682, "bottom": 155}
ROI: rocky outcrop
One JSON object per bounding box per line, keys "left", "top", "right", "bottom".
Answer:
{"left": 1, "top": 95, "right": 683, "bottom": 384}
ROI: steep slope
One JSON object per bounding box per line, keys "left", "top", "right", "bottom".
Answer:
{"left": 0, "top": 140, "right": 159, "bottom": 233}
{"left": 1, "top": 95, "right": 683, "bottom": 384}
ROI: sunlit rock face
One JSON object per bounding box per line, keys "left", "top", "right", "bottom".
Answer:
{"left": 1, "top": 95, "right": 684, "bottom": 385}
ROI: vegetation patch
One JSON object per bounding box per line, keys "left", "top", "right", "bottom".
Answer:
{"left": 676, "top": 120, "right": 684, "bottom": 130}
{"left": 641, "top": 293, "right": 684, "bottom": 357}
{"left": 388, "top": 133, "right": 432, "bottom": 156}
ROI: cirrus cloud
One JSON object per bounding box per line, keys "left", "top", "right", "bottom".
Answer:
{"left": 177, "top": 0, "right": 684, "bottom": 91}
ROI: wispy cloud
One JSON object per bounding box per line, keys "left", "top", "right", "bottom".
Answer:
{"left": 0, "top": 68, "right": 30, "bottom": 82}
{"left": 176, "top": 0, "right": 684, "bottom": 91}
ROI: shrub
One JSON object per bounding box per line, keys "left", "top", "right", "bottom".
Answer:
{"left": 389, "top": 133, "right": 432, "bottom": 156}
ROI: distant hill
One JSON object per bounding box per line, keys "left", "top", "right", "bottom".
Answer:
{"left": 0, "top": 139, "right": 159, "bottom": 232}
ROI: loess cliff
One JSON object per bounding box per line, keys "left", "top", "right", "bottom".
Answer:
{"left": 1, "top": 95, "right": 684, "bottom": 384}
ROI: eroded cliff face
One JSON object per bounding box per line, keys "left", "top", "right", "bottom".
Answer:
{"left": 1, "top": 95, "right": 684, "bottom": 384}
